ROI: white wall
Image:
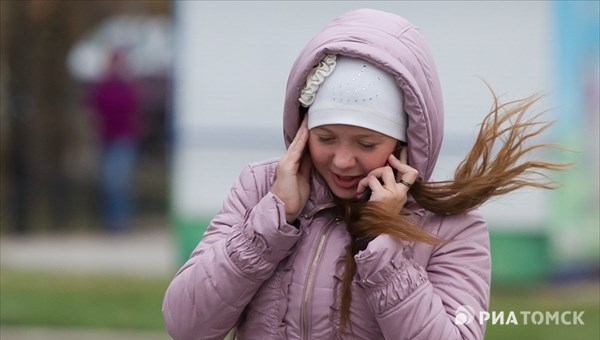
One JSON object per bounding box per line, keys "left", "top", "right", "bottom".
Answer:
{"left": 172, "top": 1, "right": 554, "bottom": 230}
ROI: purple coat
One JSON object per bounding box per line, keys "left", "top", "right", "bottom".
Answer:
{"left": 89, "top": 74, "right": 140, "bottom": 144}
{"left": 163, "top": 9, "right": 490, "bottom": 339}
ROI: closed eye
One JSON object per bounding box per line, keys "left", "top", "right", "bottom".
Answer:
{"left": 317, "top": 136, "right": 335, "bottom": 143}
{"left": 358, "top": 142, "right": 377, "bottom": 150}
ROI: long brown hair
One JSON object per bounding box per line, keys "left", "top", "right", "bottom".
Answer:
{"left": 338, "top": 92, "right": 570, "bottom": 334}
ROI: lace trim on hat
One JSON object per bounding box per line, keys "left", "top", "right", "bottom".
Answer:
{"left": 298, "top": 54, "right": 337, "bottom": 107}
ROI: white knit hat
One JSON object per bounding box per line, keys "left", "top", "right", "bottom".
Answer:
{"left": 299, "top": 55, "right": 407, "bottom": 141}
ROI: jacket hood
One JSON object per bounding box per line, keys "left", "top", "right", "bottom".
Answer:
{"left": 283, "top": 8, "right": 444, "bottom": 181}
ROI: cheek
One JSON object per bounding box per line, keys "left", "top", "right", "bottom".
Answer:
{"left": 308, "top": 139, "right": 327, "bottom": 166}
{"left": 360, "top": 149, "right": 393, "bottom": 171}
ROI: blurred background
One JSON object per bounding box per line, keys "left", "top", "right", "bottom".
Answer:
{"left": 1, "top": 1, "right": 598, "bottom": 339}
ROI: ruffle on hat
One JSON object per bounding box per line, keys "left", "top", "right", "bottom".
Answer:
{"left": 299, "top": 55, "right": 337, "bottom": 107}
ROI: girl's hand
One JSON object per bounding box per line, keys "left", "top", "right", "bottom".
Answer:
{"left": 271, "top": 116, "right": 312, "bottom": 223}
{"left": 356, "top": 148, "right": 418, "bottom": 212}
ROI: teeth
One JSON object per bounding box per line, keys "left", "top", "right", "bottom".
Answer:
{"left": 338, "top": 175, "right": 357, "bottom": 180}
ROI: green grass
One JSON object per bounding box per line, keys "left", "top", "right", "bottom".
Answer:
{"left": 1, "top": 268, "right": 598, "bottom": 339}
{"left": 0, "top": 268, "right": 170, "bottom": 333}
{"left": 486, "top": 283, "right": 599, "bottom": 340}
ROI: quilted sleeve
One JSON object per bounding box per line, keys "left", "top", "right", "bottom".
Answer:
{"left": 162, "top": 163, "right": 301, "bottom": 340}
{"left": 355, "top": 210, "right": 490, "bottom": 340}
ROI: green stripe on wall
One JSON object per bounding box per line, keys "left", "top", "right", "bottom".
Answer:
{"left": 489, "top": 229, "right": 550, "bottom": 285}
{"left": 170, "top": 214, "right": 212, "bottom": 264}
{"left": 170, "top": 214, "right": 551, "bottom": 285}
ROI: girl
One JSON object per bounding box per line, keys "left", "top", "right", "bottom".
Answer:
{"left": 163, "top": 9, "right": 564, "bottom": 340}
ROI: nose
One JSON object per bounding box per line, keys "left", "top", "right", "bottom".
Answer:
{"left": 332, "top": 146, "right": 356, "bottom": 170}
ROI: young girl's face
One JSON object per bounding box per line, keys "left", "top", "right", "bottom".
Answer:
{"left": 308, "top": 124, "right": 398, "bottom": 200}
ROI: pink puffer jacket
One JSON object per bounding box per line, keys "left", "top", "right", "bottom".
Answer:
{"left": 163, "top": 8, "right": 490, "bottom": 340}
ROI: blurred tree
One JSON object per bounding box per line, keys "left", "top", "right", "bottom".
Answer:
{"left": 2, "top": 0, "right": 34, "bottom": 233}
{"left": 0, "top": 0, "right": 170, "bottom": 233}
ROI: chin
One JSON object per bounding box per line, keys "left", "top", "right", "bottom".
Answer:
{"left": 330, "top": 187, "right": 357, "bottom": 200}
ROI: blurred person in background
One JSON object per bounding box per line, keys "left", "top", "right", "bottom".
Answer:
{"left": 162, "top": 9, "right": 567, "bottom": 339}
{"left": 88, "top": 48, "right": 140, "bottom": 233}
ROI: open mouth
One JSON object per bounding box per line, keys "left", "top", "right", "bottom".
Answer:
{"left": 331, "top": 173, "right": 363, "bottom": 189}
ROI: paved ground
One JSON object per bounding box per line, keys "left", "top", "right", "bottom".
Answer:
{"left": 1, "top": 228, "right": 178, "bottom": 278}
{"left": 1, "top": 226, "right": 179, "bottom": 340}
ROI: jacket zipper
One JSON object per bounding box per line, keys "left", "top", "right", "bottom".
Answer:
{"left": 301, "top": 217, "right": 338, "bottom": 340}
{"left": 303, "top": 202, "right": 336, "bottom": 219}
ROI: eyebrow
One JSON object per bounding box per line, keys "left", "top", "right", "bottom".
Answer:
{"left": 312, "top": 127, "right": 333, "bottom": 133}
{"left": 313, "top": 126, "right": 381, "bottom": 139}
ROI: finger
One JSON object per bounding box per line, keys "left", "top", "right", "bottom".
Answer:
{"left": 358, "top": 161, "right": 405, "bottom": 193}
{"left": 356, "top": 177, "right": 370, "bottom": 194}
{"left": 287, "top": 125, "right": 309, "bottom": 159}
{"left": 294, "top": 122, "right": 309, "bottom": 144}
{"left": 364, "top": 166, "right": 388, "bottom": 180}
{"left": 380, "top": 166, "right": 396, "bottom": 189}
{"left": 300, "top": 114, "right": 308, "bottom": 129}
{"left": 291, "top": 115, "right": 309, "bottom": 145}
{"left": 368, "top": 175, "right": 384, "bottom": 192}
{"left": 285, "top": 115, "right": 309, "bottom": 168}
{"left": 388, "top": 155, "right": 418, "bottom": 179}
{"left": 357, "top": 166, "right": 385, "bottom": 193}
{"left": 391, "top": 148, "right": 407, "bottom": 164}
{"left": 399, "top": 147, "right": 408, "bottom": 164}
{"left": 388, "top": 160, "right": 415, "bottom": 179}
